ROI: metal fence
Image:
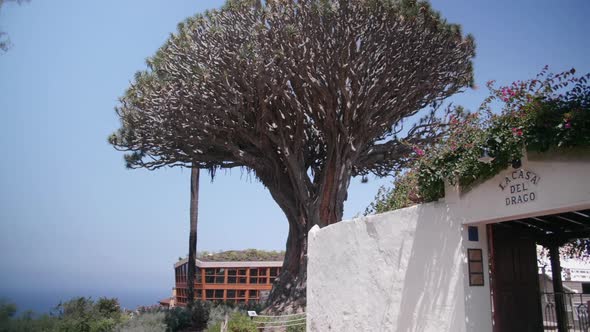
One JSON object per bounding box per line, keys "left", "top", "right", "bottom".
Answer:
{"left": 219, "top": 311, "right": 306, "bottom": 332}
{"left": 541, "top": 292, "right": 590, "bottom": 331}
{"left": 251, "top": 312, "right": 306, "bottom": 331}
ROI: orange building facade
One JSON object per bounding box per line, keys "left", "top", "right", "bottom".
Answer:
{"left": 174, "top": 258, "right": 282, "bottom": 305}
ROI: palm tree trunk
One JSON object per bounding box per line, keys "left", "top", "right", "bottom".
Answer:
{"left": 187, "top": 167, "right": 200, "bottom": 308}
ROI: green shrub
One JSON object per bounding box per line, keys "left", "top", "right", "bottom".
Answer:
{"left": 164, "top": 307, "right": 191, "bottom": 332}
{"left": 0, "top": 296, "right": 133, "bottom": 332}
{"left": 0, "top": 300, "right": 16, "bottom": 323}
{"left": 227, "top": 313, "right": 256, "bottom": 332}
{"left": 115, "top": 311, "right": 165, "bottom": 332}
{"left": 205, "top": 322, "right": 221, "bottom": 332}
{"left": 164, "top": 301, "right": 210, "bottom": 332}
{"left": 190, "top": 301, "right": 210, "bottom": 331}
{"left": 286, "top": 324, "right": 306, "bottom": 332}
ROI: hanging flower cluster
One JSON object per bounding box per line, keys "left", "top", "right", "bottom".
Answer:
{"left": 367, "top": 67, "right": 590, "bottom": 215}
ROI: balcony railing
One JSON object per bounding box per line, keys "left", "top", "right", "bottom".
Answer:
{"left": 541, "top": 292, "right": 590, "bottom": 331}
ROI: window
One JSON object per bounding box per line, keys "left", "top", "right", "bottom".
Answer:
{"left": 228, "top": 269, "right": 237, "bottom": 284}
{"left": 583, "top": 283, "right": 590, "bottom": 294}
{"left": 467, "top": 249, "right": 484, "bottom": 286}
{"left": 215, "top": 269, "right": 225, "bottom": 284}
{"left": 250, "top": 268, "right": 268, "bottom": 284}
{"left": 205, "top": 268, "right": 225, "bottom": 284}
{"left": 205, "top": 269, "right": 215, "bottom": 284}
{"left": 205, "top": 289, "right": 224, "bottom": 300}
{"left": 238, "top": 269, "right": 247, "bottom": 284}
{"left": 177, "top": 288, "right": 187, "bottom": 304}
{"left": 176, "top": 264, "right": 189, "bottom": 283}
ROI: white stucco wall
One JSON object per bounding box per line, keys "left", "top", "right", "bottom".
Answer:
{"left": 307, "top": 203, "right": 491, "bottom": 332}
{"left": 307, "top": 150, "right": 590, "bottom": 332}
{"left": 450, "top": 150, "right": 590, "bottom": 225}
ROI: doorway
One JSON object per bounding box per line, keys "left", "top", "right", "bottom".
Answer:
{"left": 488, "top": 209, "right": 590, "bottom": 332}
{"left": 490, "top": 223, "right": 543, "bottom": 332}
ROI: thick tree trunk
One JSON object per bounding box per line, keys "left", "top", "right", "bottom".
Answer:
{"left": 265, "top": 156, "right": 353, "bottom": 312}
{"left": 265, "top": 221, "right": 309, "bottom": 313}
{"left": 187, "top": 167, "right": 200, "bottom": 308}
{"left": 318, "top": 155, "right": 351, "bottom": 226}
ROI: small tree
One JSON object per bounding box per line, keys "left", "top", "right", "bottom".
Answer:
{"left": 110, "top": 0, "right": 475, "bottom": 310}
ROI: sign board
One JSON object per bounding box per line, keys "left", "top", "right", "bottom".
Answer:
{"left": 498, "top": 169, "right": 540, "bottom": 206}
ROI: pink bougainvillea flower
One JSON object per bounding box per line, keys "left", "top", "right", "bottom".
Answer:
{"left": 500, "top": 87, "right": 516, "bottom": 102}
{"left": 565, "top": 122, "right": 572, "bottom": 129}
{"left": 511, "top": 128, "right": 523, "bottom": 136}
{"left": 413, "top": 147, "right": 425, "bottom": 156}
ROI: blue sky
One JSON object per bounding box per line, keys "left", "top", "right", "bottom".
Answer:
{"left": 0, "top": 0, "right": 588, "bottom": 312}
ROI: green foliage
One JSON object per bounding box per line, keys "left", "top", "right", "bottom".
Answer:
{"left": 115, "top": 312, "right": 165, "bottom": 332}
{"left": 368, "top": 68, "right": 590, "bottom": 213}
{"left": 286, "top": 324, "right": 306, "bottom": 332}
{"left": 0, "top": 300, "right": 16, "bottom": 322}
{"left": 163, "top": 308, "right": 191, "bottom": 332}
{"left": 197, "top": 249, "right": 284, "bottom": 262}
{"left": 189, "top": 301, "right": 210, "bottom": 331}
{"left": 0, "top": 296, "right": 127, "bottom": 332}
{"left": 205, "top": 322, "right": 221, "bottom": 332}
{"left": 0, "top": 313, "right": 58, "bottom": 332}
{"left": 203, "top": 302, "right": 267, "bottom": 332}
{"left": 52, "top": 297, "right": 124, "bottom": 332}
{"left": 207, "top": 304, "right": 239, "bottom": 329}
{"left": 226, "top": 312, "right": 257, "bottom": 332}
{"left": 164, "top": 301, "right": 210, "bottom": 332}
{"left": 365, "top": 171, "right": 422, "bottom": 214}
{"left": 96, "top": 298, "right": 121, "bottom": 321}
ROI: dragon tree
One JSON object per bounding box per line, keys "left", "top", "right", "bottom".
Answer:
{"left": 109, "top": 0, "right": 475, "bottom": 311}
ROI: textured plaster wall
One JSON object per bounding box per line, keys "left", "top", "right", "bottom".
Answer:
{"left": 449, "top": 149, "right": 590, "bottom": 225}
{"left": 307, "top": 203, "right": 484, "bottom": 332}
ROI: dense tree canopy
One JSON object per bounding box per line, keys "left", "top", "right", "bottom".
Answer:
{"left": 110, "top": 0, "right": 475, "bottom": 310}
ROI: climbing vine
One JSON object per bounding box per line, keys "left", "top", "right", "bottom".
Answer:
{"left": 367, "top": 67, "right": 590, "bottom": 215}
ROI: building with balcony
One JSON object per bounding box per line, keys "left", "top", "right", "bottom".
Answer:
{"left": 173, "top": 250, "right": 283, "bottom": 306}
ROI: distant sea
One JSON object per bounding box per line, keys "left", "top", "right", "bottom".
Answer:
{"left": 0, "top": 288, "right": 170, "bottom": 314}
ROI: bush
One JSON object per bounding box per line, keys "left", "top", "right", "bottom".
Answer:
{"left": 207, "top": 304, "right": 239, "bottom": 329}
{"left": 164, "top": 301, "right": 210, "bottom": 332}
{"left": 115, "top": 311, "right": 166, "bottom": 332}
{"left": 286, "top": 324, "right": 306, "bottom": 332}
{"left": 226, "top": 313, "right": 257, "bottom": 332}
{"left": 164, "top": 307, "right": 191, "bottom": 332}
{"left": 0, "top": 300, "right": 16, "bottom": 323}
{"left": 205, "top": 322, "right": 221, "bottom": 332}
